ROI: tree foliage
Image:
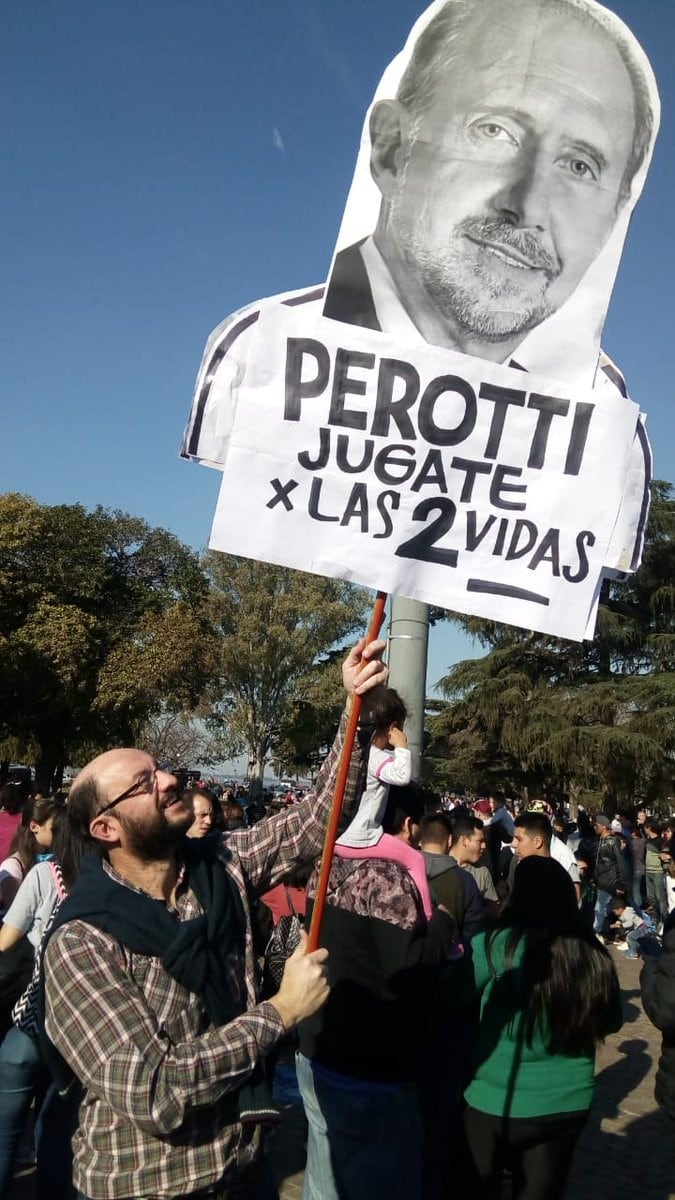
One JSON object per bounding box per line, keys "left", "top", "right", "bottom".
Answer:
{"left": 204, "top": 554, "right": 369, "bottom": 794}
{"left": 138, "top": 709, "right": 219, "bottom": 769}
{"left": 0, "top": 494, "right": 214, "bottom": 789}
{"left": 425, "top": 482, "right": 675, "bottom": 807}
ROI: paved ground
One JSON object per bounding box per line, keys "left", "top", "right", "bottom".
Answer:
{"left": 10, "top": 949, "right": 675, "bottom": 1199}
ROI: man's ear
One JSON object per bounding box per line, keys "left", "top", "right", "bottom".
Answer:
{"left": 89, "top": 813, "right": 122, "bottom": 847}
{"left": 369, "top": 100, "right": 411, "bottom": 197}
{"left": 401, "top": 815, "right": 414, "bottom": 843}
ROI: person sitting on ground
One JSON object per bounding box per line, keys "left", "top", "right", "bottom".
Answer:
{"left": 608, "top": 893, "right": 651, "bottom": 960}
{"left": 462, "top": 857, "right": 622, "bottom": 1200}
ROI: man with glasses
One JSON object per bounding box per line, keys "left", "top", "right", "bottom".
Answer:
{"left": 41, "top": 638, "right": 387, "bottom": 1200}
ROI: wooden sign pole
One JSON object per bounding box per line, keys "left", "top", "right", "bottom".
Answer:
{"left": 306, "top": 591, "right": 387, "bottom": 952}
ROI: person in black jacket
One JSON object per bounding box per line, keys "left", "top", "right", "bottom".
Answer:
{"left": 641, "top": 914, "right": 675, "bottom": 1140}
{"left": 593, "top": 815, "right": 628, "bottom": 937}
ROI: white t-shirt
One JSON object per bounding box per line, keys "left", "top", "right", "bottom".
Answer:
{"left": 551, "top": 835, "right": 581, "bottom": 886}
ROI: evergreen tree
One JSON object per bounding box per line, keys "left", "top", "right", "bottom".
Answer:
{"left": 425, "top": 482, "right": 675, "bottom": 808}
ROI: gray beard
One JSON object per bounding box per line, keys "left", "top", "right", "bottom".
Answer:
{"left": 412, "top": 246, "right": 557, "bottom": 342}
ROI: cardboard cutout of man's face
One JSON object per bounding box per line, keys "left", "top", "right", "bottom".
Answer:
{"left": 323, "top": 0, "right": 658, "bottom": 382}
{"left": 183, "top": 0, "right": 660, "bottom": 642}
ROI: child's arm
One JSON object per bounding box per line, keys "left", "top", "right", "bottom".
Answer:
{"left": 374, "top": 726, "right": 411, "bottom": 786}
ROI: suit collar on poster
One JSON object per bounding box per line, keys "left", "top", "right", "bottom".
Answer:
{"left": 360, "top": 236, "right": 425, "bottom": 346}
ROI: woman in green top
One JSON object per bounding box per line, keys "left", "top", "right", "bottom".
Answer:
{"left": 462, "top": 856, "right": 621, "bottom": 1199}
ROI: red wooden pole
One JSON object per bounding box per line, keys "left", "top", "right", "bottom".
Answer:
{"left": 306, "top": 591, "right": 387, "bottom": 952}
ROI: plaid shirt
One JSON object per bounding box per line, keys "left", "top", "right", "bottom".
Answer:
{"left": 45, "top": 712, "right": 362, "bottom": 1200}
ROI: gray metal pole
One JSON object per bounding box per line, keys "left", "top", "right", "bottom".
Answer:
{"left": 386, "top": 596, "right": 430, "bottom": 781}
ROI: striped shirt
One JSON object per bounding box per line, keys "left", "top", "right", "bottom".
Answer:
{"left": 45, "top": 712, "right": 362, "bottom": 1199}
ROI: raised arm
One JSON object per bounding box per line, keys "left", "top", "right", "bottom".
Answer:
{"left": 226, "top": 638, "right": 388, "bottom": 895}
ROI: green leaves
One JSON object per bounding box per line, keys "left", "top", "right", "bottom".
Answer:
{"left": 203, "top": 553, "right": 369, "bottom": 790}
{"left": 0, "top": 494, "right": 211, "bottom": 789}
{"left": 426, "top": 482, "right": 675, "bottom": 804}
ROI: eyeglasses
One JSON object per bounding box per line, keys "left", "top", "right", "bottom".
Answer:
{"left": 94, "top": 769, "right": 159, "bottom": 820}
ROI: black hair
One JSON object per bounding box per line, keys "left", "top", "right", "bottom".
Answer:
{"left": 8, "top": 795, "right": 66, "bottom": 872}
{"left": 367, "top": 687, "right": 408, "bottom": 736}
{"left": 489, "top": 857, "right": 618, "bottom": 1056}
{"left": 383, "top": 782, "right": 427, "bottom": 834}
{"left": 419, "top": 810, "right": 454, "bottom": 842}
{"left": 50, "top": 805, "right": 89, "bottom": 892}
{"left": 514, "top": 812, "right": 552, "bottom": 849}
{"left": 451, "top": 815, "right": 484, "bottom": 841}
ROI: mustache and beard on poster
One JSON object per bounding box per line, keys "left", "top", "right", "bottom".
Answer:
{"left": 182, "top": 0, "right": 660, "bottom": 642}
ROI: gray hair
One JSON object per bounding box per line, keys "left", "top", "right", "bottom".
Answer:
{"left": 395, "top": 0, "right": 656, "bottom": 204}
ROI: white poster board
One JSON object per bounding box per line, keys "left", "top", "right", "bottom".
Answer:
{"left": 183, "top": 0, "right": 660, "bottom": 641}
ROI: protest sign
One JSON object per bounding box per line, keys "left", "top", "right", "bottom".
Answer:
{"left": 183, "top": 0, "right": 660, "bottom": 640}
{"left": 208, "top": 304, "right": 639, "bottom": 641}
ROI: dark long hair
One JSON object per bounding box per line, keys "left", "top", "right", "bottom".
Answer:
{"left": 489, "top": 857, "right": 618, "bottom": 1056}
{"left": 8, "top": 796, "right": 66, "bottom": 872}
{"left": 50, "top": 806, "right": 89, "bottom": 892}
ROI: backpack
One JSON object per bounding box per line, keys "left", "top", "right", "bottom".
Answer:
{"left": 12, "top": 861, "right": 67, "bottom": 1035}
{"left": 263, "top": 887, "right": 302, "bottom": 990}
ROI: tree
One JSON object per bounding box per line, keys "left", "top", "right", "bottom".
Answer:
{"left": 0, "top": 494, "right": 215, "bottom": 789}
{"left": 425, "top": 482, "right": 675, "bottom": 808}
{"left": 138, "top": 709, "right": 219, "bottom": 769}
{"left": 204, "top": 554, "right": 369, "bottom": 796}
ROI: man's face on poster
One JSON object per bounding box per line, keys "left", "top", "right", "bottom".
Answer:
{"left": 373, "top": 0, "right": 637, "bottom": 349}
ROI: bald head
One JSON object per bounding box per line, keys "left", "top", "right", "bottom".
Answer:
{"left": 68, "top": 749, "right": 189, "bottom": 857}
{"left": 69, "top": 749, "right": 152, "bottom": 832}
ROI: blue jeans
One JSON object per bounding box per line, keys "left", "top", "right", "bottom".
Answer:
{"left": 625, "top": 925, "right": 649, "bottom": 958}
{"left": 0, "top": 1026, "right": 44, "bottom": 1198}
{"left": 646, "top": 872, "right": 669, "bottom": 924}
{"left": 632, "top": 871, "right": 645, "bottom": 912}
{"left": 296, "top": 1052, "right": 422, "bottom": 1200}
{"left": 593, "top": 889, "right": 613, "bottom": 935}
{"left": 0, "top": 1026, "right": 75, "bottom": 1200}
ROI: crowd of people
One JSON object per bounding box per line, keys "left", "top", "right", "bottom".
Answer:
{"left": 0, "top": 647, "right": 673, "bottom": 1200}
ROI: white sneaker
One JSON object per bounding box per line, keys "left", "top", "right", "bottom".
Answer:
{"left": 613, "top": 940, "right": 628, "bottom": 950}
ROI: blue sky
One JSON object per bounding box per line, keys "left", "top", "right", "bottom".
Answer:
{"left": 2, "top": 0, "right": 674, "bottom": 692}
